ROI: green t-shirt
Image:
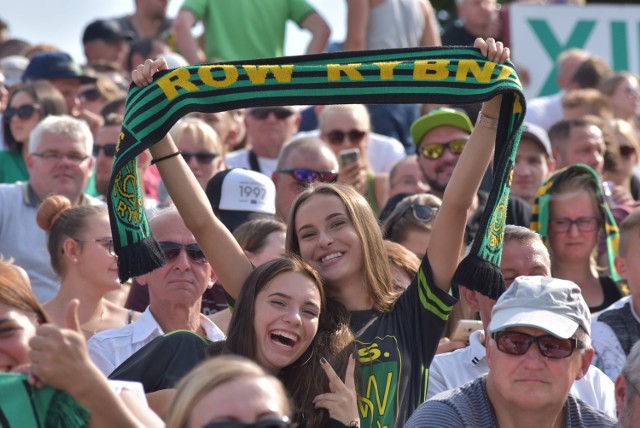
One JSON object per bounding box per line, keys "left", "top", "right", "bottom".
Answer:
{"left": 0, "top": 151, "right": 28, "bottom": 184}
{"left": 181, "top": 0, "right": 315, "bottom": 61}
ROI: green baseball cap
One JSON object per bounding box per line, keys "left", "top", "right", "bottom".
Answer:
{"left": 411, "top": 108, "right": 473, "bottom": 146}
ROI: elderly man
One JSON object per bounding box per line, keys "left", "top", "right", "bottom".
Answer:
{"left": 0, "top": 115, "right": 101, "bottom": 303}
{"left": 225, "top": 106, "right": 301, "bottom": 178}
{"left": 88, "top": 207, "right": 225, "bottom": 376}
{"left": 272, "top": 136, "right": 339, "bottom": 222}
{"left": 407, "top": 275, "right": 617, "bottom": 427}
{"left": 426, "top": 225, "right": 616, "bottom": 417}
{"left": 616, "top": 341, "right": 640, "bottom": 428}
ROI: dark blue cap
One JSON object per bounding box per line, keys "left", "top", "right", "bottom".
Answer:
{"left": 22, "top": 52, "right": 97, "bottom": 84}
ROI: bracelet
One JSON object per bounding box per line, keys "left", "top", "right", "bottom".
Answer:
{"left": 476, "top": 111, "right": 499, "bottom": 130}
{"left": 150, "top": 151, "right": 181, "bottom": 165}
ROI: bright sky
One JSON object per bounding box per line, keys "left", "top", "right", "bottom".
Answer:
{"left": 5, "top": 0, "right": 347, "bottom": 64}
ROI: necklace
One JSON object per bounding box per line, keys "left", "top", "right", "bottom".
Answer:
{"left": 81, "top": 306, "right": 106, "bottom": 337}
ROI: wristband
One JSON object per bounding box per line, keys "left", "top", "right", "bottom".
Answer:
{"left": 150, "top": 151, "right": 181, "bottom": 165}
{"left": 476, "top": 111, "right": 499, "bottom": 130}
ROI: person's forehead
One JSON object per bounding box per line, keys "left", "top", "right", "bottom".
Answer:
{"left": 38, "top": 132, "right": 86, "bottom": 150}
{"left": 419, "top": 125, "right": 469, "bottom": 146}
{"left": 518, "top": 138, "right": 547, "bottom": 156}
{"left": 321, "top": 108, "right": 368, "bottom": 129}
{"left": 95, "top": 125, "right": 121, "bottom": 145}
{"left": 150, "top": 212, "right": 196, "bottom": 241}
{"left": 285, "top": 148, "right": 337, "bottom": 170}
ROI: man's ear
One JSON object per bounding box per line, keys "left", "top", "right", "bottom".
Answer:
{"left": 576, "top": 348, "right": 594, "bottom": 380}
{"left": 614, "top": 374, "right": 627, "bottom": 415}
{"left": 136, "top": 274, "right": 149, "bottom": 286}
{"left": 615, "top": 255, "right": 628, "bottom": 280}
{"left": 460, "top": 286, "right": 481, "bottom": 312}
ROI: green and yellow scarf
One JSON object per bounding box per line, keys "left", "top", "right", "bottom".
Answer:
{"left": 108, "top": 47, "right": 525, "bottom": 300}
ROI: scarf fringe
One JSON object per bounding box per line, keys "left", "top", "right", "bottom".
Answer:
{"left": 453, "top": 254, "right": 505, "bottom": 300}
{"left": 116, "top": 236, "right": 166, "bottom": 283}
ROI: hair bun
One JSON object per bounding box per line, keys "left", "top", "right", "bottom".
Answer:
{"left": 36, "top": 195, "right": 73, "bottom": 231}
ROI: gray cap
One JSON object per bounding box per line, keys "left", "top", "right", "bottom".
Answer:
{"left": 0, "top": 55, "right": 29, "bottom": 88}
{"left": 489, "top": 276, "right": 591, "bottom": 339}
{"left": 521, "top": 122, "right": 552, "bottom": 157}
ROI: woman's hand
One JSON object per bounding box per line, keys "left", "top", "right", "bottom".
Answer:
{"left": 313, "top": 355, "right": 360, "bottom": 426}
{"left": 473, "top": 37, "right": 510, "bottom": 64}
{"left": 131, "top": 58, "right": 169, "bottom": 87}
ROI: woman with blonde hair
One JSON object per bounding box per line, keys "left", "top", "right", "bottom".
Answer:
{"left": 36, "top": 195, "right": 136, "bottom": 338}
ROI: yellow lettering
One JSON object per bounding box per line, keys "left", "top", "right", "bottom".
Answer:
{"left": 243, "top": 65, "right": 294, "bottom": 84}
{"left": 456, "top": 60, "right": 495, "bottom": 83}
{"left": 115, "top": 132, "right": 125, "bottom": 153}
{"left": 117, "top": 200, "right": 127, "bottom": 218}
{"left": 413, "top": 60, "right": 450, "bottom": 80}
{"left": 358, "top": 373, "right": 393, "bottom": 417}
{"left": 373, "top": 61, "right": 401, "bottom": 80}
{"left": 327, "top": 63, "right": 364, "bottom": 81}
{"left": 198, "top": 65, "right": 239, "bottom": 88}
{"left": 497, "top": 65, "right": 517, "bottom": 82}
{"left": 358, "top": 343, "right": 382, "bottom": 363}
{"left": 156, "top": 68, "right": 199, "bottom": 100}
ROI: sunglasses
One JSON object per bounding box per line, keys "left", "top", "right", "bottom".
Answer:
{"left": 248, "top": 107, "right": 294, "bottom": 120}
{"left": 324, "top": 129, "right": 366, "bottom": 146}
{"left": 159, "top": 241, "right": 207, "bottom": 264}
{"left": 181, "top": 151, "right": 218, "bottom": 164}
{"left": 79, "top": 88, "right": 102, "bottom": 102}
{"left": 31, "top": 151, "right": 90, "bottom": 163}
{"left": 4, "top": 104, "right": 41, "bottom": 121}
{"left": 278, "top": 168, "right": 338, "bottom": 184}
{"left": 397, "top": 203, "right": 438, "bottom": 222}
{"left": 203, "top": 418, "right": 291, "bottom": 428}
{"left": 93, "top": 143, "right": 117, "bottom": 157}
{"left": 419, "top": 138, "right": 468, "bottom": 160}
{"left": 492, "top": 331, "right": 585, "bottom": 359}
{"left": 620, "top": 145, "right": 636, "bottom": 157}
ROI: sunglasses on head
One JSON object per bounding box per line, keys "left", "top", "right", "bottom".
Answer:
{"left": 248, "top": 107, "right": 295, "bottom": 120}
{"left": 203, "top": 417, "right": 291, "bottom": 428}
{"left": 93, "top": 143, "right": 117, "bottom": 157}
{"left": 158, "top": 241, "right": 207, "bottom": 264}
{"left": 492, "top": 331, "right": 585, "bottom": 359}
{"left": 79, "top": 88, "right": 102, "bottom": 102}
{"left": 181, "top": 151, "right": 218, "bottom": 164}
{"left": 4, "top": 104, "right": 41, "bottom": 121}
{"left": 278, "top": 168, "right": 338, "bottom": 184}
{"left": 324, "top": 129, "right": 366, "bottom": 146}
{"left": 419, "top": 138, "right": 468, "bottom": 160}
{"left": 397, "top": 202, "right": 438, "bottom": 222}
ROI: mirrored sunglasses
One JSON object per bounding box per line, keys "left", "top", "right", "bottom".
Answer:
{"left": 324, "top": 129, "right": 366, "bottom": 145}
{"left": 159, "top": 241, "right": 207, "bottom": 264}
{"left": 4, "top": 104, "right": 41, "bottom": 121}
{"left": 278, "top": 168, "right": 338, "bottom": 184}
{"left": 397, "top": 203, "right": 438, "bottom": 222}
{"left": 248, "top": 107, "right": 294, "bottom": 120}
{"left": 492, "top": 331, "right": 585, "bottom": 359}
{"left": 419, "top": 138, "right": 468, "bottom": 160}
{"left": 182, "top": 151, "right": 218, "bottom": 164}
{"left": 93, "top": 143, "right": 117, "bottom": 157}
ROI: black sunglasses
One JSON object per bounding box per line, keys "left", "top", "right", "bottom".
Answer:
{"left": 203, "top": 418, "right": 291, "bottom": 428}
{"left": 397, "top": 203, "right": 438, "bottom": 222}
{"left": 79, "top": 88, "right": 102, "bottom": 102}
{"left": 620, "top": 145, "right": 636, "bottom": 157}
{"left": 248, "top": 107, "right": 294, "bottom": 120}
{"left": 278, "top": 168, "right": 338, "bottom": 184}
{"left": 182, "top": 151, "right": 218, "bottom": 164}
{"left": 324, "top": 129, "right": 366, "bottom": 145}
{"left": 4, "top": 104, "right": 41, "bottom": 121}
{"left": 492, "top": 331, "right": 585, "bottom": 359}
{"left": 93, "top": 143, "right": 117, "bottom": 158}
{"left": 158, "top": 241, "right": 207, "bottom": 264}
{"left": 419, "top": 138, "right": 468, "bottom": 160}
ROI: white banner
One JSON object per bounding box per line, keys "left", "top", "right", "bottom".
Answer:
{"left": 509, "top": 3, "right": 640, "bottom": 99}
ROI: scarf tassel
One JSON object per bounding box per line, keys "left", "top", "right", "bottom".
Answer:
{"left": 116, "top": 236, "right": 166, "bottom": 283}
{"left": 452, "top": 254, "right": 506, "bottom": 301}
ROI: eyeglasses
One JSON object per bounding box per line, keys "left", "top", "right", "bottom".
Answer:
{"left": 248, "top": 107, "right": 294, "bottom": 120}
{"left": 93, "top": 144, "right": 117, "bottom": 158}
{"left": 323, "top": 129, "right": 367, "bottom": 146}
{"left": 79, "top": 88, "right": 102, "bottom": 102}
{"left": 181, "top": 151, "right": 218, "bottom": 164}
{"left": 159, "top": 241, "right": 207, "bottom": 264}
{"left": 278, "top": 168, "right": 338, "bottom": 184}
{"left": 74, "top": 238, "right": 116, "bottom": 257}
{"left": 31, "top": 151, "right": 90, "bottom": 164}
{"left": 4, "top": 104, "right": 41, "bottom": 121}
{"left": 549, "top": 217, "right": 600, "bottom": 233}
{"left": 620, "top": 145, "right": 636, "bottom": 157}
{"left": 492, "top": 331, "right": 586, "bottom": 359}
{"left": 419, "top": 138, "right": 468, "bottom": 160}
{"left": 203, "top": 417, "right": 292, "bottom": 428}
{"left": 397, "top": 203, "right": 438, "bottom": 223}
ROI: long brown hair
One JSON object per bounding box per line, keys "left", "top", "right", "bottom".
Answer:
{"left": 287, "top": 183, "right": 396, "bottom": 312}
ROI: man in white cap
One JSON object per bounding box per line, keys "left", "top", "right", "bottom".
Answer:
{"left": 407, "top": 275, "right": 617, "bottom": 427}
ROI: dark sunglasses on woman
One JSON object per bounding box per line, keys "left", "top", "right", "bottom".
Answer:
{"left": 181, "top": 151, "right": 218, "bottom": 164}
{"left": 4, "top": 104, "right": 41, "bottom": 121}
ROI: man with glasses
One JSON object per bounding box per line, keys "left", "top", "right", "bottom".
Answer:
{"left": 272, "top": 136, "right": 338, "bottom": 222}
{"left": 426, "top": 225, "right": 616, "bottom": 416}
{"left": 615, "top": 341, "right": 640, "bottom": 428}
{"left": 411, "top": 108, "right": 531, "bottom": 243}
{"left": 88, "top": 207, "right": 225, "bottom": 376}
{"left": 407, "top": 275, "right": 617, "bottom": 427}
{"left": 0, "top": 115, "right": 102, "bottom": 303}
{"left": 225, "top": 106, "right": 301, "bottom": 179}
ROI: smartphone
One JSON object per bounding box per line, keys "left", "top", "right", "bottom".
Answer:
{"left": 339, "top": 148, "right": 360, "bottom": 167}
{"left": 450, "top": 319, "right": 483, "bottom": 342}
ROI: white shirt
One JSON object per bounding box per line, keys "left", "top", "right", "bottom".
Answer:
{"left": 524, "top": 91, "right": 565, "bottom": 131}
{"left": 427, "top": 330, "right": 617, "bottom": 417}
{"left": 225, "top": 149, "right": 279, "bottom": 178}
{"left": 88, "top": 307, "right": 225, "bottom": 376}
{"left": 591, "top": 295, "right": 639, "bottom": 381}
